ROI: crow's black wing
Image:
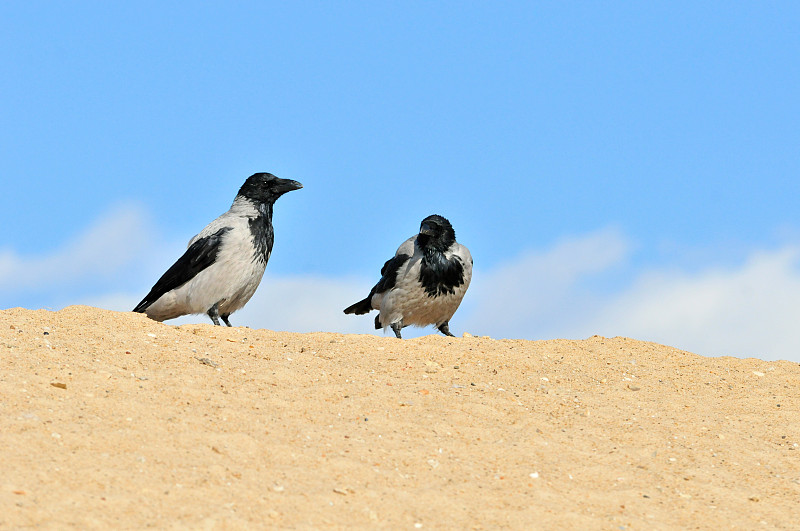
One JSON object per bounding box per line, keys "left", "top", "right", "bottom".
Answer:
{"left": 342, "top": 253, "right": 410, "bottom": 315}
{"left": 374, "top": 253, "right": 410, "bottom": 294}
{"left": 133, "top": 227, "right": 231, "bottom": 312}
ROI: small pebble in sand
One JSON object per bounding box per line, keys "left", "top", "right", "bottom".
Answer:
{"left": 195, "top": 357, "right": 219, "bottom": 368}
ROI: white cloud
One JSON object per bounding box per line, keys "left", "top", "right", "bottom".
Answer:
{"left": 211, "top": 274, "right": 378, "bottom": 334}
{"left": 464, "top": 235, "right": 800, "bottom": 362}
{"left": 0, "top": 203, "right": 159, "bottom": 293}
{"left": 586, "top": 246, "right": 800, "bottom": 361}
{"left": 460, "top": 226, "right": 631, "bottom": 339}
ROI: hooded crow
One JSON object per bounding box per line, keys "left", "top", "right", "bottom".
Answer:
{"left": 133, "top": 172, "right": 302, "bottom": 326}
{"left": 344, "top": 214, "right": 472, "bottom": 338}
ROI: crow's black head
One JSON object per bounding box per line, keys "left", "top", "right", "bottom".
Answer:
{"left": 237, "top": 173, "right": 303, "bottom": 204}
{"left": 417, "top": 214, "right": 456, "bottom": 251}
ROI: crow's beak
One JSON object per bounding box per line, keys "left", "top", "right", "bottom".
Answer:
{"left": 276, "top": 179, "right": 303, "bottom": 194}
{"left": 419, "top": 222, "right": 434, "bottom": 236}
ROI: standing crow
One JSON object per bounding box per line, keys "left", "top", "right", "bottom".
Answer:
{"left": 344, "top": 215, "right": 472, "bottom": 338}
{"left": 133, "top": 172, "right": 302, "bottom": 326}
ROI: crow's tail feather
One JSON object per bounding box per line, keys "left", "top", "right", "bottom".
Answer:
{"left": 132, "top": 298, "right": 151, "bottom": 313}
{"left": 343, "top": 297, "right": 372, "bottom": 315}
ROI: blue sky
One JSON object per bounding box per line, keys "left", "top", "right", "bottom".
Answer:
{"left": 2, "top": 2, "right": 800, "bottom": 361}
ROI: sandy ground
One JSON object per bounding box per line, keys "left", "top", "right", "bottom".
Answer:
{"left": 1, "top": 306, "right": 799, "bottom": 530}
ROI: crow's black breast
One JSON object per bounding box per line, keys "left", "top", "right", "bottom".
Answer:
{"left": 419, "top": 252, "right": 465, "bottom": 297}
{"left": 248, "top": 212, "right": 275, "bottom": 264}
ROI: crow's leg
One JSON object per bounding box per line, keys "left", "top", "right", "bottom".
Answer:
{"left": 390, "top": 321, "right": 403, "bottom": 339}
{"left": 438, "top": 321, "right": 455, "bottom": 337}
{"left": 221, "top": 314, "right": 233, "bottom": 327}
{"left": 207, "top": 304, "right": 222, "bottom": 326}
